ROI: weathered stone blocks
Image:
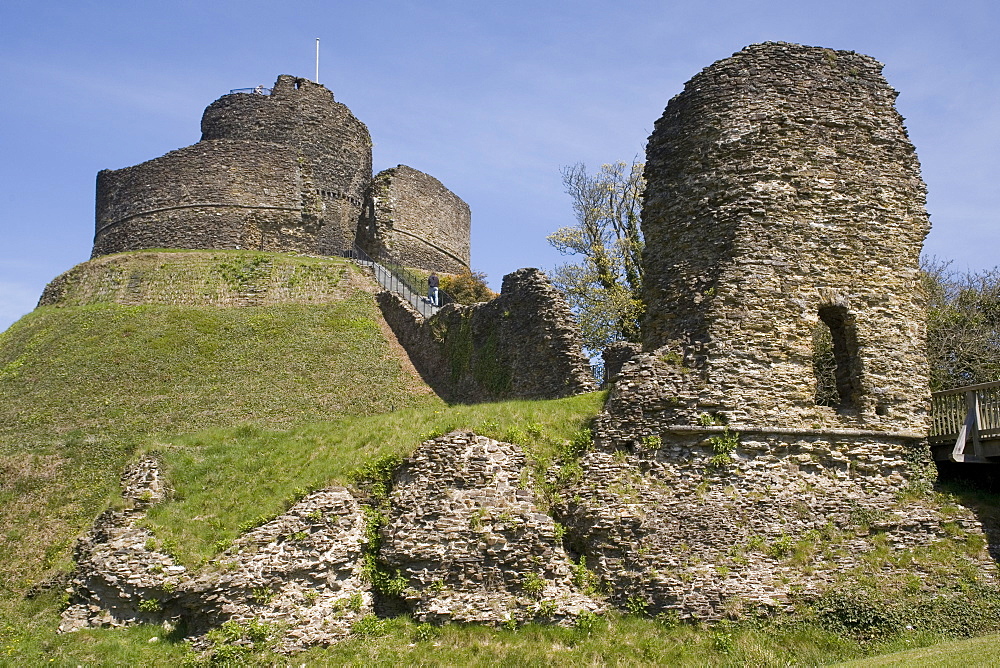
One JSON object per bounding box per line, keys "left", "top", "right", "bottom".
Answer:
{"left": 94, "top": 75, "right": 372, "bottom": 258}
{"left": 556, "top": 42, "right": 996, "bottom": 621}
{"left": 381, "top": 431, "right": 602, "bottom": 624}
{"left": 377, "top": 267, "right": 596, "bottom": 402}
{"left": 357, "top": 165, "right": 472, "bottom": 274}
{"left": 61, "top": 458, "right": 372, "bottom": 651}
{"left": 640, "top": 41, "right": 930, "bottom": 432}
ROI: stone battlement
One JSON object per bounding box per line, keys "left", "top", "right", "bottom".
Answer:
{"left": 92, "top": 76, "right": 471, "bottom": 274}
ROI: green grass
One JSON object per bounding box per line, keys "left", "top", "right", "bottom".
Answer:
{"left": 3, "top": 600, "right": 979, "bottom": 667}
{"left": 836, "top": 632, "right": 1000, "bottom": 666}
{"left": 4, "top": 250, "right": 1000, "bottom": 665}
{"left": 0, "top": 273, "right": 439, "bottom": 596}
{"left": 140, "top": 391, "right": 606, "bottom": 565}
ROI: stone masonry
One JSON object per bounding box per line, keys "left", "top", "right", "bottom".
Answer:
{"left": 61, "top": 435, "right": 603, "bottom": 651}
{"left": 380, "top": 432, "right": 602, "bottom": 625}
{"left": 555, "top": 42, "right": 996, "bottom": 620}
{"left": 357, "top": 165, "right": 472, "bottom": 274}
{"left": 61, "top": 457, "right": 374, "bottom": 652}
{"left": 94, "top": 76, "right": 372, "bottom": 258}
{"left": 377, "top": 267, "right": 596, "bottom": 403}
{"left": 92, "top": 76, "right": 471, "bottom": 274}
{"left": 639, "top": 42, "right": 930, "bottom": 431}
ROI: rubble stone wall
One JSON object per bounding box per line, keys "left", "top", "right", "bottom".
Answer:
{"left": 377, "top": 268, "right": 596, "bottom": 402}
{"left": 555, "top": 42, "right": 985, "bottom": 621}
{"left": 93, "top": 75, "right": 372, "bottom": 258}
{"left": 640, "top": 42, "right": 931, "bottom": 432}
{"left": 357, "top": 165, "right": 471, "bottom": 274}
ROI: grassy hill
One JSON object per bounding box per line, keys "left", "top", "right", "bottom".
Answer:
{"left": 0, "top": 250, "right": 440, "bottom": 599}
{"left": 3, "top": 250, "right": 1000, "bottom": 666}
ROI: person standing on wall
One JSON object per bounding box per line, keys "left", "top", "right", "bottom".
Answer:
{"left": 428, "top": 272, "right": 439, "bottom": 307}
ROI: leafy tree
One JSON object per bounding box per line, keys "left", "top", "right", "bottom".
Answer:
{"left": 440, "top": 269, "right": 496, "bottom": 305}
{"left": 923, "top": 258, "right": 1000, "bottom": 391}
{"left": 548, "top": 160, "right": 645, "bottom": 355}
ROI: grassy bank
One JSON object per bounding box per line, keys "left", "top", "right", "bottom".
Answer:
{"left": 0, "top": 257, "right": 439, "bottom": 597}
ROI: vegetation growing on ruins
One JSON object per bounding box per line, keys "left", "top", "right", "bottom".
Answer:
{"left": 438, "top": 269, "right": 496, "bottom": 304}
{"left": 0, "top": 257, "right": 441, "bottom": 600}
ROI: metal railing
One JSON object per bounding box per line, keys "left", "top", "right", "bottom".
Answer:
{"left": 930, "top": 380, "right": 1000, "bottom": 461}
{"left": 590, "top": 362, "right": 605, "bottom": 387}
{"left": 341, "top": 243, "right": 453, "bottom": 318}
{"left": 229, "top": 87, "right": 272, "bottom": 95}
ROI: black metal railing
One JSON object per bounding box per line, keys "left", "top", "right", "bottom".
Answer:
{"left": 590, "top": 362, "right": 605, "bottom": 387}
{"left": 341, "top": 243, "right": 453, "bottom": 318}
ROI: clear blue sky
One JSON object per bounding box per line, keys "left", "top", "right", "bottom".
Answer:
{"left": 1, "top": 0, "right": 998, "bottom": 331}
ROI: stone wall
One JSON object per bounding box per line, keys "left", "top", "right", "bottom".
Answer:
{"left": 357, "top": 165, "right": 472, "bottom": 274}
{"left": 376, "top": 267, "right": 596, "bottom": 403}
{"left": 94, "top": 75, "right": 372, "bottom": 258}
{"left": 381, "top": 432, "right": 602, "bottom": 625}
{"left": 93, "top": 141, "right": 310, "bottom": 257}
{"left": 556, "top": 422, "right": 994, "bottom": 619}
{"left": 38, "top": 251, "right": 356, "bottom": 308}
{"left": 61, "top": 435, "right": 603, "bottom": 651}
{"left": 550, "top": 42, "right": 989, "bottom": 621}
{"left": 640, "top": 42, "right": 930, "bottom": 432}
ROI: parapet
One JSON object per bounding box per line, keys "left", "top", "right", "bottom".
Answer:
{"left": 357, "top": 165, "right": 472, "bottom": 274}
{"left": 93, "top": 76, "right": 372, "bottom": 258}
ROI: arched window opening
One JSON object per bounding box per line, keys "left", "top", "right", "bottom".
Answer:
{"left": 813, "top": 305, "right": 862, "bottom": 411}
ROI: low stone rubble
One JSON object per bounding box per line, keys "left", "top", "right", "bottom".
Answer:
{"left": 60, "top": 434, "right": 603, "bottom": 651}
{"left": 381, "top": 431, "right": 603, "bottom": 625}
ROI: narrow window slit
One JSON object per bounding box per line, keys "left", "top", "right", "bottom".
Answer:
{"left": 813, "top": 305, "right": 862, "bottom": 412}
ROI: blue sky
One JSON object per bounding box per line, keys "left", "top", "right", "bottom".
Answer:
{"left": 1, "top": 0, "right": 998, "bottom": 332}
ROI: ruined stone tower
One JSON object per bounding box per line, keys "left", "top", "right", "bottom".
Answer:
{"left": 357, "top": 165, "right": 472, "bottom": 274}
{"left": 641, "top": 41, "right": 930, "bottom": 432}
{"left": 556, "top": 43, "right": 958, "bottom": 619}
{"left": 93, "top": 76, "right": 372, "bottom": 258}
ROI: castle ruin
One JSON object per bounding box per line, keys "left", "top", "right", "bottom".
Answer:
{"left": 92, "top": 75, "right": 471, "bottom": 273}
{"left": 53, "top": 44, "right": 1000, "bottom": 647}
{"left": 555, "top": 42, "right": 983, "bottom": 619}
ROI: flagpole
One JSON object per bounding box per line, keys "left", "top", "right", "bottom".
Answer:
{"left": 315, "top": 38, "right": 320, "bottom": 83}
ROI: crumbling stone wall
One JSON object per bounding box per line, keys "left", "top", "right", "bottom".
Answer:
{"left": 61, "top": 457, "right": 375, "bottom": 651}
{"left": 357, "top": 165, "right": 472, "bottom": 274}
{"left": 62, "top": 435, "right": 602, "bottom": 651}
{"left": 640, "top": 41, "right": 931, "bottom": 431}
{"left": 554, "top": 43, "right": 989, "bottom": 620}
{"left": 93, "top": 75, "right": 372, "bottom": 258}
{"left": 381, "top": 432, "right": 602, "bottom": 624}
{"left": 377, "top": 268, "right": 595, "bottom": 402}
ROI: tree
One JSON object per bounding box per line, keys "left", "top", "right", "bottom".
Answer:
{"left": 439, "top": 269, "right": 496, "bottom": 305}
{"left": 547, "top": 160, "right": 645, "bottom": 355}
{"left": 923, "top": 258, "right": 1000, "bottom": 391}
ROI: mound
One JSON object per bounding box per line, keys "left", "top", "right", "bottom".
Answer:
{"left": 0, "top": 250, "right": 440, "bottom": 596}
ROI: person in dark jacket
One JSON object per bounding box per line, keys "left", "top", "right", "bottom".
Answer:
{"left": 428, "top": 272, "right": 439, "bottom": 306}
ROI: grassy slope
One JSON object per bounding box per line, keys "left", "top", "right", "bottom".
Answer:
{"left": 3, "top": 250, "right": 1000, "bottom": 665}
{"left": 0, "top": 251, "right": 440, "bottom": 597}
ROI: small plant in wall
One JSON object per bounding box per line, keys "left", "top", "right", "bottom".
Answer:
{"left": 708, "top": 428, "right": 740, "bottom": 467}
{"left": 521, "top": 572, "right": 547, "bottom": 598}
{"left": 137, "top": 598, "right": 162, "bottom": 613}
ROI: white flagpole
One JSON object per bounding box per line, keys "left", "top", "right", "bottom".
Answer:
{"left": 315, "top": 38, "right": 320, "bottom": 83}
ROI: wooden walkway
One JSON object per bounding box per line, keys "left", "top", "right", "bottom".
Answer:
{"left": 930, "top": 380, "right": 1000, "bottom": 463}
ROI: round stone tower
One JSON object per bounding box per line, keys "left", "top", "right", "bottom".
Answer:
{"left": 640, "top": 42, "right": 931, "bottom": 431}
{"left": 93, "top": 76, "right": 371, "bottom": 257}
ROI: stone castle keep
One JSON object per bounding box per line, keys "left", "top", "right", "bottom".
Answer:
{"left": 56, "top": 43, "right": 999, "bottom": 648}
{"left": 93, "top": 75, "right": 472, "bottom": 273}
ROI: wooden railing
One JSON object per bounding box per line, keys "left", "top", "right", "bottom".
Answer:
{"left": 930, "top": 380, "right": 1000, "bottom": 462}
